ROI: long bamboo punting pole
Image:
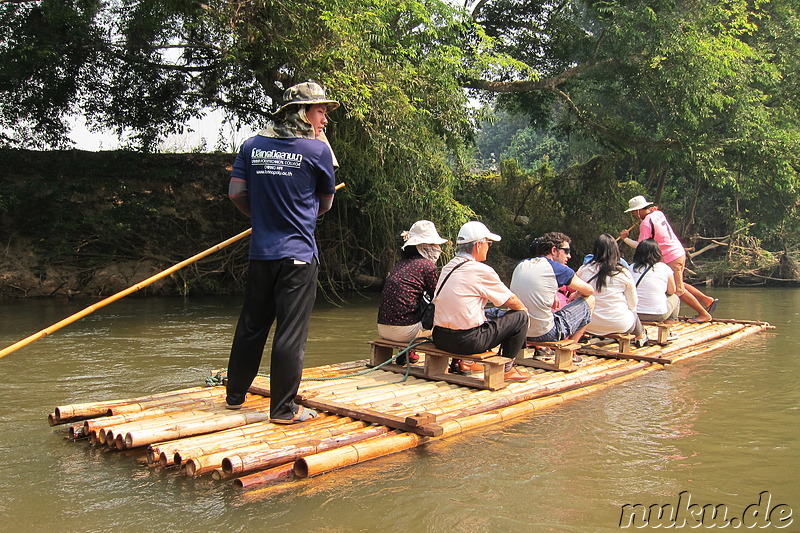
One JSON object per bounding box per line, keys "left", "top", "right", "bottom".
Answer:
{"left": 0, "top": 230, "right": 251, "bottom": 359}
{"left": 2, "top": 183, "right": 346, "bottom": 360}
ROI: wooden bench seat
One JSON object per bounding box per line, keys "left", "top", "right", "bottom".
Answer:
{"left": 368, "top": 339, "right": 509, "bottom": 390}
{"left": 641, "top": 321, "right": 675, "bottom": 345}
{"left": 517, "top": 340, "right": 580, "bottom": 372}
{"left": 576, "top": 333, "right": 672, "bottom": 364}
{"left": 606, "top": 333, "right": 635, "bottom": 354}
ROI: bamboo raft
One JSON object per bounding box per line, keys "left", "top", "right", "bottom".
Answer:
{"left": 49, "top": 318, "right": 772, "bottom": 490}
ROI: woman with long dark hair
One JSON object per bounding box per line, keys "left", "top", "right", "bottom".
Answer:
{"left": 577, "top": 234, "right": 647, "bottom": 346}
{"left": 630, "top": 239, "right": 680, "bottom": 323}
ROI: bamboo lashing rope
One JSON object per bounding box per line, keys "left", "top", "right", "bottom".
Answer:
{"left": 0, "top": 182, "right": 345, "bottom": 359}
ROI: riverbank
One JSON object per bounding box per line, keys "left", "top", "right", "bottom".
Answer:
{"left": 2, "top": 148, "right": 795, "bottom": 298}
{"left": 1, "top": 148, "right": 245, "bottom": 298}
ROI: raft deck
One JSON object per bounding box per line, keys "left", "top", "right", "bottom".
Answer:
{"left": 48, "top": 318, "right": 772, "bottom": 490}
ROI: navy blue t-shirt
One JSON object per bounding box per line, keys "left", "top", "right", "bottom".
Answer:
{"left": 232, "top": 136, "right": 336, "bottom": 262}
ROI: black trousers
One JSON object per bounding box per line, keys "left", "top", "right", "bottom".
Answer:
{"left": 432, "top": 309, "right": 528, "bottom": 368}
{"left": 226, "top": 258, "right": 318, "bottom": 420}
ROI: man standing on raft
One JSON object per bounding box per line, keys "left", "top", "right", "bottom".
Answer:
{"left": 225, "top": 82, "right": 339, "bottom": 423}
{"left": 619, "top": 195, "right": 718, "bottom": 323}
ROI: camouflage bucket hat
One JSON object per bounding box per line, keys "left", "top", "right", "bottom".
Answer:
{"left": 274, "top": 82, "right": 339, "bottom": 115}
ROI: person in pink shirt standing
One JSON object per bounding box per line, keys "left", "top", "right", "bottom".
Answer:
{"left": 619, "top": 195, "right": 717, "bottom": 323}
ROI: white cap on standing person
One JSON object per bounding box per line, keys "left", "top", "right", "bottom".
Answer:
{"left": 456, "top": 221, "right": 502, "bottom": 244}
{"left": 624, "top": 195, "right": 654, "bottom": 213}
{"left": 401, "top": 220, "right": 448, "bottom": 249}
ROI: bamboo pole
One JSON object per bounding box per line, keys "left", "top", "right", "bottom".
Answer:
{"left": 148, "top": 419, "right": 303, "bottom": 465}
{"left": 183, "top": 420, "right": 370, "bottom": 477}
{"left": 617, "top": 221, "right": 639, "bottom": 241}
{"left": 106, "top": 387, "right": 229, "bottom": 416}
{"left": 221, "top": 425, "right": 391, "bottom": 478}
{"left": 51, "top": 385, "right": 212, "bottom": 424}
{"left": 0, "top": 230, "right": 251, "bottom": 359}
{"left": 169, "top": 416, "right": 352, "bottom": 467}
{"left": 99, "top": 398, "right": 272, "bottom": 446}
{"left": 234, "top": 463, "right": 296, "bottom": 489}
{"left": 123, "top": 409, "right": 276, "bottom": 449}
{"left": 85, "top": 394, "right": 233, "bottom": 435}
{"left": 1, "top": 183, "right": 346, "bottom": 360}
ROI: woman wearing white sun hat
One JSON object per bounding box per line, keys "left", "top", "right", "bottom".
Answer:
{"left": 619, "top": 195, "right": 718, "bottom": 323}
{"left": 377, "top": 220, "right": 448, "bottom": 346}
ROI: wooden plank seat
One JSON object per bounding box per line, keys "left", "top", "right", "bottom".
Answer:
{"left": 517, "top": 340, "right": 580, "bottom": 372}
{"left": 605, "top": 333, "right": 635, "bottom": 354}
{"left": 575, "top": 334, "right": 672, "bottom": 364}
{"left": 641, "top": 321, "right": 675, "bottom": 345}
{"left": 368, "top": 339, "right": 509, "bottom": 391}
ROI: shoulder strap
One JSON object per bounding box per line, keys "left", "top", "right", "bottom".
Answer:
{"left": 635, "top": 264, "right": 652, "bottom": 287}
{"left": 435, "top": 259, "right": 469, "bottom": 297}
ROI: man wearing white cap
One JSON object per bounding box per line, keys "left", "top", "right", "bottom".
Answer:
{"left": 431, "top": 221, "right": 531, "bottom": 382}
{"left": 619, "top": 195, "right": 717, "bottom": 323}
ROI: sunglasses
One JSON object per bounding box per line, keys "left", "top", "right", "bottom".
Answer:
{"left": 559, "top": 247, "right": 571, "bottom": 254}
{"left": 483, "top": 240, "right": 493, "bottom": 247}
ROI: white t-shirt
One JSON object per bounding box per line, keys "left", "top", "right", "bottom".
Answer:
{"left": 576, "top": 263, "right": 637, "bottom": 335}
{"left": 630, "top": 262, "right": 673, "bottom": 315}
{"left": 510, "top": 257, "right": 576, "bottom": 337}
{"left": 433, "top": 255, "right": 512, "bottom": 330}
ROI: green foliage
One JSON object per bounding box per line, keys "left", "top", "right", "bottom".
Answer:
{"left": 2, "top": 0, "right": 800, "bottom": 288}
{"left": 470, "top": 0, "right": 800, "bottom": 262}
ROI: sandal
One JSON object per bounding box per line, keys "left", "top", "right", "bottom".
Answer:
{"left": 706, "top": 298, "right": 719, "bottom": 314}
{"left": 271, "top": 406, "right": 319, "bottom": 425}
{"left": 688, "top": 317, "right": 712, "bottom": 324}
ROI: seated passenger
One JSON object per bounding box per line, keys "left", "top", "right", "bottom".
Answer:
{"left": 431, "top": 221, "right": 531, "bottom": 382}
{"left": 629, "top": 238, "right": 680, "bottom": 323}
{"left": 510, "top": 232, "right": 595, "bottom": 349}
{"left": 377, "top": 220, "right": 446, "bottom": 346}
{"left": 576, "top": 234, "right": 648, "bottom": 347}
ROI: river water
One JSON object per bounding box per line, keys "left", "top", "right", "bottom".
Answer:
{"left": 0, "top": 287, "right": 797, "bottom": 532}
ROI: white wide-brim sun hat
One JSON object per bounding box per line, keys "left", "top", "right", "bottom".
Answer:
{"left": 624, "top": 195, "right": 654, "bottom": 213}
{"left": 401, "top": 220, "right": 448, "bottom": 249}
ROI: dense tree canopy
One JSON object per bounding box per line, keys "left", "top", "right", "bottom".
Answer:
{"left": 466, "top": 0, "right": 800, "bottom": 252}
{"left": 1, "top": 0, "right": 799, "bottom": 286}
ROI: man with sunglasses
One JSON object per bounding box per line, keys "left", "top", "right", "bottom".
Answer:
{"left": 510, "top": 232, "right": 595, "bottom": 346}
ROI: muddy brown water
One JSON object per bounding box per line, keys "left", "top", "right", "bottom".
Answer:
{"left": 0, "top": 287, "right": 797, "bottom": 532}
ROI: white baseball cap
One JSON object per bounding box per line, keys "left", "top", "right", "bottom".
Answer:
{"left": 456, "top": 221, "right": 501, "bottom": 244}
